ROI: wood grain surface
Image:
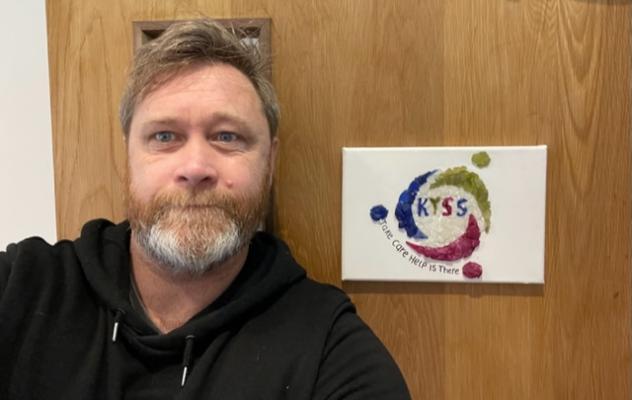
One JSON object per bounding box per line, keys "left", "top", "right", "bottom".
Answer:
{"left": 47, "top": 0, "right": 632, "bottom": 398}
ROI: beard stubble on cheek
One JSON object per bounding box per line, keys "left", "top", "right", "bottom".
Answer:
{"left": 126, "top": 175, "right": 270, "bottom": 275}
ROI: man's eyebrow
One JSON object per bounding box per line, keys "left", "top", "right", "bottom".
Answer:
{"left": 142, "top": 113, "right": 253, "bottom": 131}
{"left": 142, "top": 117, "right": 181, "bottom": 127}
{"left": 209, "top": 112, "right": 252, "bottom": 131}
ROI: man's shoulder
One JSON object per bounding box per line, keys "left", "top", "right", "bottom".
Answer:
{"left": 256, "top": 262, "right": 411, "bottom": 398}
{"left": 0, "top": 218, "right": 126, "bottom": 295}
{"left": 0, "top": 234, "right": 74, "bottom": 269}
{"left": 286, "top": 276, "right": 353, "bottom": 313}
{"left": 2, "top": 231, "right": 79, "bottom": 269}
{"left": 0, "top": 234, "right": 79, "bottom": 309}
{"left": 254, "top": 233, "right": 354, "bottom": 318}
{"left": 1, "top": 218, "right": 124, "bottom": 261}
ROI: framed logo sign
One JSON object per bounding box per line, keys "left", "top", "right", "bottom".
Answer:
{"left": 341, "top": 146, "right": 547, "bottom": 284}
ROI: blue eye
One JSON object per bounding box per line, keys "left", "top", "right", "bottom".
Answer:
{"left": 217, "top": 132, "right": 237, "bottom": 142}
{"left": 154, "top": 131, "right": 175, "bottom": 142}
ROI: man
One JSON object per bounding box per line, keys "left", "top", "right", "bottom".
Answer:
{"left": 0, "top": 20, "right": 410, "bottom": 399}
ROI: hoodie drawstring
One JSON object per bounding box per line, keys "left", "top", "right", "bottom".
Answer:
{"left": 111, "top": 310, "right": 196, "bottom": 389}
{"left": 112, "top": 309, "right": 125, "bottom": 343}
{"left": 181, "top": 335, "right": 195, "bottom": 387}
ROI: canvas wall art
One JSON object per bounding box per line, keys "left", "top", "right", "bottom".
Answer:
{"left": 341, "top": 146, "right": 547, "bottom": 283}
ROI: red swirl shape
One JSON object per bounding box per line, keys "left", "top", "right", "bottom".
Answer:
{"left": 405, "top": 214, "right": 481, "bottom": 261}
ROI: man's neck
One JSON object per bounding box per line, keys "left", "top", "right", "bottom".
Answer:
{"left": 129, "top": 233, "right": 248, "bottom": 334}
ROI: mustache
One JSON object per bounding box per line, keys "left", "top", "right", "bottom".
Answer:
{"left": 124, "top": 187, "right": 241, "bottom": 223}
{"left": 152, "top": 190, "right": 242, "bottom": 209}
{"left": 148, "top": 191, "right": 245, "bottom": 222}
{"left": 126, "top": 181, "right": 269, "bottom": 235}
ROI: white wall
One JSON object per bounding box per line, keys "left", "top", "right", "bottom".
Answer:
{"left": 0, "top": 0, "right": 57, "bottom": 249}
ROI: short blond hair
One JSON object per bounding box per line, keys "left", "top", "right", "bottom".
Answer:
{"left": 119, "top": 19, "right": 279, "bottom": 137}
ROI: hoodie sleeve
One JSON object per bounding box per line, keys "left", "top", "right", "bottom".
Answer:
{"left": 312, "top": 303, "right": 411, "bottom": 400}
{"left": 0, "top": 243, "right": 16, "bottom": 300}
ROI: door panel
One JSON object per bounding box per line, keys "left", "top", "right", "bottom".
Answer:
{"left": 47, "top": 1, "right": 631, "bottom": 398}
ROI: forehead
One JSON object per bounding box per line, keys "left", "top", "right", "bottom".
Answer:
{"left": 131, "top": 63, "right": 268, "bottom": 133}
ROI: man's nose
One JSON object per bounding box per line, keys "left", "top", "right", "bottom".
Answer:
{"left": 175, "top": 139, "right": 218, "bottom": 189}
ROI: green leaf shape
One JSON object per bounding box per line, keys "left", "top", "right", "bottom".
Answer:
{"left": 471, "top": 151, "right": 491, "bottom": 168}
{"left": 430, "top": 166, "right": 491, "bottom": 232}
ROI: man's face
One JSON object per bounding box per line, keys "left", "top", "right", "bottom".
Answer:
{"left": 126, "top": 63, "right": 276, "bottom": 274}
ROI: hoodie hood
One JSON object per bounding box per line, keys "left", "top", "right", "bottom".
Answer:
{"left": 73, "top": 219, "right": 306, "bottom": 385}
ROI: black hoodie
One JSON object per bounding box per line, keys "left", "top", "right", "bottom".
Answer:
{"left": 0, "top": 219, "right": 410, "bottom": 399}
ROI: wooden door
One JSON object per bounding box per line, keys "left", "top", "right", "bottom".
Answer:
{"left": 47, "top": 1, "right": 631, "bottom": 398}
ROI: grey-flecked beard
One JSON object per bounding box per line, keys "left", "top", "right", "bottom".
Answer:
{"left": 127, "top": 188, "right": 267, "bottom": 276}
{"left": 134, "top": 207, "right": 244, "bottom": 275}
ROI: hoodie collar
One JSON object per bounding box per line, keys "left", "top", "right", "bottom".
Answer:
{"left": 74, "top": 218, "right": 306, "bottom": 343}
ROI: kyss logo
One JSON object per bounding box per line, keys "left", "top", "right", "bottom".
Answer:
{"left": 370, "top": 152, "right": 492, "bottom": 279}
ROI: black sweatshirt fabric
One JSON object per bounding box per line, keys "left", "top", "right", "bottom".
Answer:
{"left": 0, "top": 219, "right": 410, "bottom": 400}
